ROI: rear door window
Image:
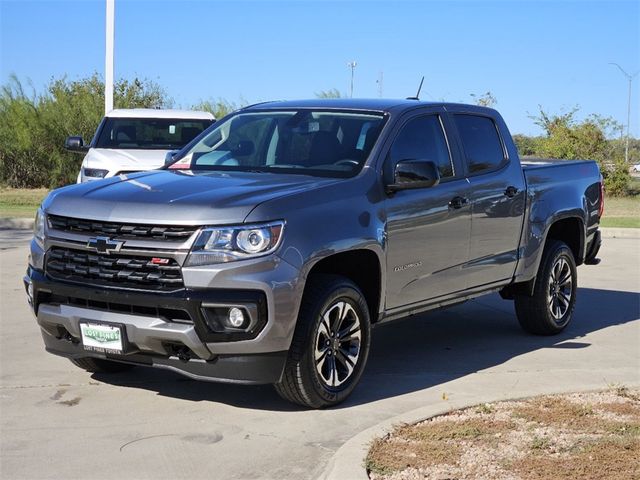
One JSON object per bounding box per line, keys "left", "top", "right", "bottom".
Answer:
{"left": 453, "top": 115, "right": 506, "bottom": 174}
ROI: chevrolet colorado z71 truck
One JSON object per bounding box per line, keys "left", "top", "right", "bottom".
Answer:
{"left": 25, "top": 99, "right": 603, "bottom": 408}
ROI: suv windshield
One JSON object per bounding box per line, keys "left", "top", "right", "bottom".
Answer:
{"left": 167, "top": 110, "right": 386, "bottom": 177}
{"left": 95, "top": 117, "right": 212, "bottom": 150}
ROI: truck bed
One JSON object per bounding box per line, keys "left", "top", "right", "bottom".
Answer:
{"left": 520, "top": 156, "right": 596, "bottom": 170}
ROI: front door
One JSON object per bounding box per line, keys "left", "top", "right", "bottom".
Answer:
{"left": 384, "top": 111, "right": 471, "bottom": 310}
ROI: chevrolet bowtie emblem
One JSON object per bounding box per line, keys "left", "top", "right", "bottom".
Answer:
{"left": 87, "top": 236, "right": 124, "bottom": 254}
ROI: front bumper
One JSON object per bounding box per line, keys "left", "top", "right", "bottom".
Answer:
{"left": 40, "top": 331, "right": 287, "bottom": 385}
{"left": 25, "top": 264, "right": 297, "bottom": 384}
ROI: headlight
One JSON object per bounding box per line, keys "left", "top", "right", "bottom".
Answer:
{"left": 186, "top": 221, "right": 284, "bottom": 266}
{"left": 33, "top": 208, "right": 45, "bottom": 248}
{"left": 83, "top": 168, "right": 109, "bottom": 178}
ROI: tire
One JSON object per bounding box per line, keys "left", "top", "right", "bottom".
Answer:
{"left": 70, "top": 357, "right": 135, "bottom": 373}
{"left": 515, "top": 240, "right": 577, "bottom": 335}
{"left": 275, "top": 274, "right": 371, "bottom": 408}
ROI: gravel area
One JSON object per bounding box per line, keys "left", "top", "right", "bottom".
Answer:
{"left": 367, "top": 387, "right": 640, "bottom": 480}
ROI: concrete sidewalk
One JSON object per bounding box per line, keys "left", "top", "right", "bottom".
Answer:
{"left": 321, "top": 238, "right": 640, "bottom": 480}
{"left": 1, "top": 235, "right": 638, "bottom": 480}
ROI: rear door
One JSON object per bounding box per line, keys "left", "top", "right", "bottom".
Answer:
{"left": 449, "top": 112, "right": 526, "bottom": 288}
{"left": 384, "top": 108, "right": 471, "bottom": 309}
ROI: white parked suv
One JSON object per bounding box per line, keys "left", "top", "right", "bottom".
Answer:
{"left": 65, "top": 109, "right": 215, "bottom": 183}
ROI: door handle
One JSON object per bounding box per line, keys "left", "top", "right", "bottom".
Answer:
{"left": 449, "top": 196, "right": 468, "bottom": 209}
{"left": 504, "top": 186, "right": 518, "bottom": 198}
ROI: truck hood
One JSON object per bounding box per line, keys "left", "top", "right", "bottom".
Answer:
{"left": 44, "top": 170, "right": 340, "bottom": 225}
{"left": 84, "top": 148, "right": 168, "bottom": 171}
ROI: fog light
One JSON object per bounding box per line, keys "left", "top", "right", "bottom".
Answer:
{"left": 228, "top": 307, "right": 246, "bottom": 328}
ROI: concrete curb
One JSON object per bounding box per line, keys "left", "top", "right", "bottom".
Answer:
{"left": 0, "top": 217, "right": 34, "bottom": 230}
{"left": 600, "top": 227, "right": 640, "bottom": 239}
{"left": 319, "top": 383, "right": 640, "bottom": 480}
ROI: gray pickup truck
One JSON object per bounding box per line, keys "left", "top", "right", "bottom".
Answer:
{"left": 25, "top": 99, "right": 603, "bottom": 408}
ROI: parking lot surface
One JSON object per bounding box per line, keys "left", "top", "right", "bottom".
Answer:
{"left": 1, "top": 232, "right": 638, "bottom": 480}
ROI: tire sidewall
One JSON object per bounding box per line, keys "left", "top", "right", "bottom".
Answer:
{"left": 539, "top": 243, "right": 578, "bottom": 331}
{"left": 300, "top": 283, "right": 371, "bottom": 406}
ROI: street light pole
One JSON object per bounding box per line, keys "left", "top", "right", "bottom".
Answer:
{"left": 609, "top": 62, "right": 639, "bottom": 164}
{"left": 105, "top": 0, "right": 115, "bottom": 114}
{"left": 347, "top": 61, "right": 357, "bottom": 98}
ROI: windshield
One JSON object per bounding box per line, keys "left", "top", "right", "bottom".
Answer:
{"left": 95, "top": 117, "right": 213, "bottom": 150}
{"left": 167, "top": 110, "right": 386, "bottom": 177}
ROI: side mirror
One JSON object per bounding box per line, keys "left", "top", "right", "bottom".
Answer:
{"left": 231, "top": 140, "right": 254, "bottom": 157}
{"left": 386, "top": 159, "right": 440, "bottom": 193}
{"left": 64, "top": 136, "right": 88, "bottom": 152}
{"left": 164, "top": 149, "right": 180, "bottom": 165}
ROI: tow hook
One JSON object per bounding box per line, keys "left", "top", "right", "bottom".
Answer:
{"left": 176, "top": 347, "right": 191, "bottom": 363}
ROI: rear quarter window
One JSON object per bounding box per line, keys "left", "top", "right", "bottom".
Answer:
{"left": 453, "top": 114, "right": 506, "bottom": 174}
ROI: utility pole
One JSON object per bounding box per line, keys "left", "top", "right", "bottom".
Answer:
{"left": 347, "top": 61, "right": 357, "bottom": 98}
{"left": 105, "top": 0, "right": 115, "bottom": 114}
{"left": 609, "top": 63, "right": 639, "bottom": 164}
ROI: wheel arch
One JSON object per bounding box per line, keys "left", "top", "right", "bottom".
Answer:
{"left": 304, "top": 248, "right": 383, "bottom": 323}
{"left": 504, "top": 215, "right": 585, "bottom": 298}
{"left": 545, "top": 216, "right": 585, "bottom": 265}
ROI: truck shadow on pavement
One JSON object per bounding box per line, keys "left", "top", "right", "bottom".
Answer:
{"left": 92, "top": 287, "right": 639, "bottom": 411}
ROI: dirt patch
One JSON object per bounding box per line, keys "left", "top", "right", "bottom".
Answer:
{"left": 366, "top": 388, "right": 640, "bottom": 480}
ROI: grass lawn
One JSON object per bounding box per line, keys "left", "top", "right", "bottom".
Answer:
{"left": 601, "top": 195, "right": 640, "bottom": 228}
{"left": 0, "top": 188, "right": 49, "bottom": 218}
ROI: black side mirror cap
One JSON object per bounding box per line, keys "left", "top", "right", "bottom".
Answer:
{"left": 64, "top": 136, "right": 88, "bottom": 152}
{"left": 386, "top": 159, "right": 440, "bottom": 193}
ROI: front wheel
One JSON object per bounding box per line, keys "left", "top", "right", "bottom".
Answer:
{"left": 275, "top": 275, "right": 371, "bottom": 408}
{"left": 515, "top": 240, "right": 577, "bottom": 335}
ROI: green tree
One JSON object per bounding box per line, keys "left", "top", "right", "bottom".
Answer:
{"left": 192, "top": 98, "right": 242, "bottom": 119}
{"left": 528, "top": 106, "right": 631, "bottom": 196}
{"left": 315, "top": 88, "right": 342, "bottom": 99}
{"left": 0, "top": 73, "right": 171, "bottom": 188}
{"left": 471, "top": 91, "right": 497, "bottom": 108}
{"left": 512, "top": 134, "right": 543, "bottom": 157}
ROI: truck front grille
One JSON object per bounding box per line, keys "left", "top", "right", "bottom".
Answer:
{"left": 46, "top": 247, "right": 183, "bottom": 291}
{"left": 45, "top": 293, "right": 192, "bottom": 323}
{"left": 48, "top": 215, "right": 197, "bottom": 240}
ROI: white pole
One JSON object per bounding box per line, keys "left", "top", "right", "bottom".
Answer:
{"left": 609, "top": 63, "right": 640, "bottom": 164}
{"left": 105, "top": 0, "right": 115, "bottom": 114}
{"left": 347, "top": 61, "right": 357, "bottom": 98}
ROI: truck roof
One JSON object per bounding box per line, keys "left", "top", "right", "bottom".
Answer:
{"left": 106, "top": 108, "right": 215, "bottom": 120}
{"left": 243, "top": 98, "right": 494, "bottom": 115}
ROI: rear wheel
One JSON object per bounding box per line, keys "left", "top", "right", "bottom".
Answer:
{"left": 70, "top": 357, "right": 135, "bottom": 373}
{"left": 275, "top": 275, "right": 371, "bottom": 408}
{"left": 515, "top": 240, "right": 577, "bottom": 335}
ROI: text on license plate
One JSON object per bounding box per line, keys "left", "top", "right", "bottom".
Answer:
{"left": 80, "top": 323, "right": 123, "bottom": 353}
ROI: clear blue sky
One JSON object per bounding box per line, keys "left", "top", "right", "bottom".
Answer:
{"left": 1, "top": 0, "right": 639, "bottom": 136}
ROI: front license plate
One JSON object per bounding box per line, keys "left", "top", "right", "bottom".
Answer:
{"left": 80, "top": 322, "right": 123, "bottom": 354}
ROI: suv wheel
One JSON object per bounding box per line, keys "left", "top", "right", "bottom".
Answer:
{"left": 275, "top": 274, "right": 371, "bottom": 408}
{"left": 515, "top": 240, "right": 577, "bottom": 335}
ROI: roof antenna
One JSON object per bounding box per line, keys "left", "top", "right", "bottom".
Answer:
{"left": 406, "top": 76, "right": 424, "bottom": 100}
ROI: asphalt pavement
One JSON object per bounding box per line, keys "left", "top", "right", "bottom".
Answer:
{"left": 1, "top": 231, "right": 638, "bottom": 480}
